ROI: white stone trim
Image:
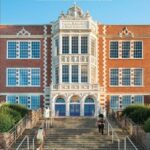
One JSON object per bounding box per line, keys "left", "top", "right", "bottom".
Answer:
{"left": 16, "top": 27, "right": 31, "bottom": 37}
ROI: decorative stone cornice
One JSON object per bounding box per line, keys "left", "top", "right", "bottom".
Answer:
{"left": 119, "top": 27, "right": 134, "bottom": 38}
{"left": 16, "top": 27, "right": 31, "bottom": 37}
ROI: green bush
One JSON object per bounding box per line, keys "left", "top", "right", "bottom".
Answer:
{"left": 0, "top": 113, "right": 15, "bottom": 132}
{"left": 143, "top": 118, "right": 150, "bottom": 132}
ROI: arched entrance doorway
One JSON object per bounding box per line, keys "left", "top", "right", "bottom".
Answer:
{"left": 55, "top": 97, "right": 66, "bottom": 116}
{"left": 70, "top": 95, "right": 80, "bottom": 116}
{"left": 84, "top": 97, "right": 95, "bottom": 116}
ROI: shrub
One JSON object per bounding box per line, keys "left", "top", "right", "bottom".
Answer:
{"left": 0, "top": 113, "right": 15, "bottom": 132}
{"left": 143, "top": 118, "right": 150, "bottom": 132}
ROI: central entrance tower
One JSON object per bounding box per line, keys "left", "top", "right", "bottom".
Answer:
{"left": 50, "top": 5, "right": 100, "bottom": 117}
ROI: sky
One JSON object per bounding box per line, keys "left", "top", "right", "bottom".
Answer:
{"left": 0, "top": 0, "right": 150, "bottom": 25}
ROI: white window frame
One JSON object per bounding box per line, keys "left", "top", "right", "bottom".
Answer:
{"left": 7, "top": 40, "right": 41, "bottom": 59}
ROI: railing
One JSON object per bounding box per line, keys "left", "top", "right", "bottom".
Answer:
{"left": 7, "top": 115, "right": 28, "bottom": 148}
{"left": 124, "top": 136, "right": 138, "bottom": 150}
{"left": 16, "top": 135, "right": 29, "bottom": 150}
{"left": 105, "top": 117, "right": 120, "bottom": 150}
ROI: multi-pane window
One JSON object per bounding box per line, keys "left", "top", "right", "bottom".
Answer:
{"left": 31, "top": 96, "right": 40, "bottom": 109}
{"left": 62, "top": 65, "right": 69, "bottom": 82}
{"left": 62, "top": 37, "right": 69, "bottom": 54}
{"left": 81, "top": 65, "right": 88, "bottom": 83}
{"left": 32, "top": 42, "right": 40, "bottom": 58}
{"left": 20, "top": 69, "right": 28, "bottom": 85}
{"left": 72, "top": 36, "right": 78, "bottom": 54}
{"left": 7, "top": 68, "right": 40, "bottom": 86}
{"left": 7, "top": 96, "right": 16, "bottom": 104}
{"left": 8, "top": 69, "right": 17, "bottom": 86}
{"left": 7, "top": 95, "right": 40, "bottom": 110}
{"left": 110, "top": 41, "right": 118, "bottom": 58}
{"left": 72, "top": 65, "right": 78, "bottom": 82}
{"left": 8, "top": 42, "right": 17, "bottom": 58}
{"left": 122, "top": 96, "right": 131, "bottom": 108}
{"left": 122, "top": 69, "right": 130, "bottom": 85}
{"left": 134, "top": 41, "right": 142, "bottom": 58}
{"left": 81, "top": 37, "right": 88, "bottom": 54}
{"left": 7, "top": 41, "right": 40, "bottom": 59}
{"left": 55, "top": 67, "right": 59, "bottom": 84}
{"left": 122, "top": 42, "right": 130, "bottom": 58}
{"left": 110, "top": 96, "right": 119, "bottom": 110}
{"left": 91, "top": 38, "right": 96, "bottom": 56}
{"left": 31, "top": 69, "right": 40, "bottom": 86}
{"left": 20, "top": 42, "right": 28, "bottom": 58}
{"left": 110, "top": 69, "right": 119, "bottom": 86}
{"left": 134, "top": 96, "right": 143, "bottom": 104}
{"left": 134, "top": 69, "right": 143, "bottom": 86}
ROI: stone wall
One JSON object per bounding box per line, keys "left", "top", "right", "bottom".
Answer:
{"left": 0, "top": 109, "right": 42, "bottom": 149}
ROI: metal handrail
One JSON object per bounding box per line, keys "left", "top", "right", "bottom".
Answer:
{"left": 105, "top": 117, "right": 120, "bottom": 150}
{"left": 124, "top": 136, "right": 138, "bottom": 150}
{"left": 16, "top": 135, "right": 29, "bottom": 150}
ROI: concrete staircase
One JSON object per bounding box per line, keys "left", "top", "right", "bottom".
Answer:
{"left": 10, "top": 117, "right": 143, "bottom": 150}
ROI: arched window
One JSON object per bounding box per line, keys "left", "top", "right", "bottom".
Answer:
{"left": 85, "top": 97, "right": 94, "bottom": 103}
{"left": 56, "top": 98, "right": 65, "bottom": 103}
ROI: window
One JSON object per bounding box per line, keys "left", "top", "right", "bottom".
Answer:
{"left": 7, "top": 41, "right": 40, "bottom": 59}
{"left": 134, "top": 69, "right": 143, "bottom": 86}
{"left": 32, "top": 42, "right": 40, "bottom": 58}
{"left": 122, "top": 69, "right": 130, "bottom": 85}
{"left": 134, "top": 96, "right": 143, "bottom": 104}
{"left": 31, "top": 69, "right": 40, "bottom": 86}
{"left": 81, "top": 65, "right": 88, "bottom": 83}
{"left": 62, "top": 65, "right": 69, "bottom": 82}
{"left": 110, "top": 69, "right": 119, "bottom": 86}
{"left": 110, "top": 96, "right": 119, "bottom": 110}
{"left": 81, "top": 37, "right": 88, "bottom": 54}
{"left": 55, "top": 39, "right": 59, "bottom": 56}
{"left": 72, "top": 65, "right": 78, "bottom": 82}
{"left": 62, "top": 37, "right": 69, "bottom": 54}
{"left": 8, "top": 42, "right": 17, "bottom": 58}
{"left": 72, "top": 36, "right": 78, "bottom": 54}
{"left": 122, "top": 96, "right": 131, "bottom": 108}
{"left": 7, "top": 68, "right": 40, "bottom": 86}
{"left": 122, "top": 42, "right": 130, "bottom": 58}
{"left": 19, "top": 96, "right": 28, "bottom": 107}
{"left": 55, "top": 67, "right": 59, "bottom": 84}
{"left": 31, "top": 96, "right": 40, "bottom": 109}
{"left": 134, "top": 41, "right": 142, "bottom": 58}
{"left": 91, "top": 38, "right": 96, "bottom": 56}
{"left": 110, "top": 41, "right": 118, "bottom": 58}
{"left": 7, "top": 96, "right": 16, "bottom": 104}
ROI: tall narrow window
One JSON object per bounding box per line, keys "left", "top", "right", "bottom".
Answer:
{"left": 134, "top": 69, "right": 143, "bottom": 86}
{"left": 31, "top": 69, "right": 40, "bottom": 86}
{"left": 62, "top": 36, "right": 69, "bottom": 54}
{"left": 122, "top": 96, "right": 131, "bottom": 108}
{"left": 20, "top": 42, "right": 28, "bottom": 58}
{"left": 20, "top": 69, "right": 29, "bottom": 85}
{"left": 134, "top": 96, "right": 143, "bottom": 104}
{"left": 55, "top": 67, "right": 59, "bottom": 84}
{"left": 8, "top": 69, "right": 17, "bottom": 86}
{"left": 122, "top": 69, "right": 130, "bottom": 85}
{"left": 72, "top": 65, "right": 78, "bottom": 83}
{"left": 55, "top": 39, "right": 59, "bottom": 56}
{"left": 7, "top": 96, "right": 16, "bottom": 104}
{"left": 32, "top": 42, "right": 40, "bottom": 58}
{"left": 110, "top": 41, "right": 118, "bottom": 58}
{"left": 31, "top": 96, "right": 40, "bottom": 109}
{"left": 81, "top": 65, "right": 88, "bottom": 83}
{"left": 19, "top": 96, "right": 28, "bottom": 107}
{"left": 72, "top": 36, "right": 78, "bottom": 54}
{"left": 8, "top": 42, "right": 17, "bottom": 58}
{"left": 91, "top": 38, "right": 96, "bottom": 56}
{"left": 110, "top": 69, "right": 119, "bottom": 86}
{"left": 134, "top": 41, "right": 142, "bottom": 58}
{"left": 81, "top": 37, "right": 88, "bottom": 54}
{"left": 62, "top": 65, "right": 69, "bottom": 82}
{"left": 110, "top": 96, "right": 119, "bottom": 110}
{"left": 122, "top": 42, "right": 130, "bottom": 58}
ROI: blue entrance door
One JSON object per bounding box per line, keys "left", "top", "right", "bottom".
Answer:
{"left": 55, "top": 104, "right": 66, "bottom": 116}
{"left": 70, "top": 104, "right": 80, "bottom": 116}
{"left": 84, "top": 104, "right": 95, "bottom": 116}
